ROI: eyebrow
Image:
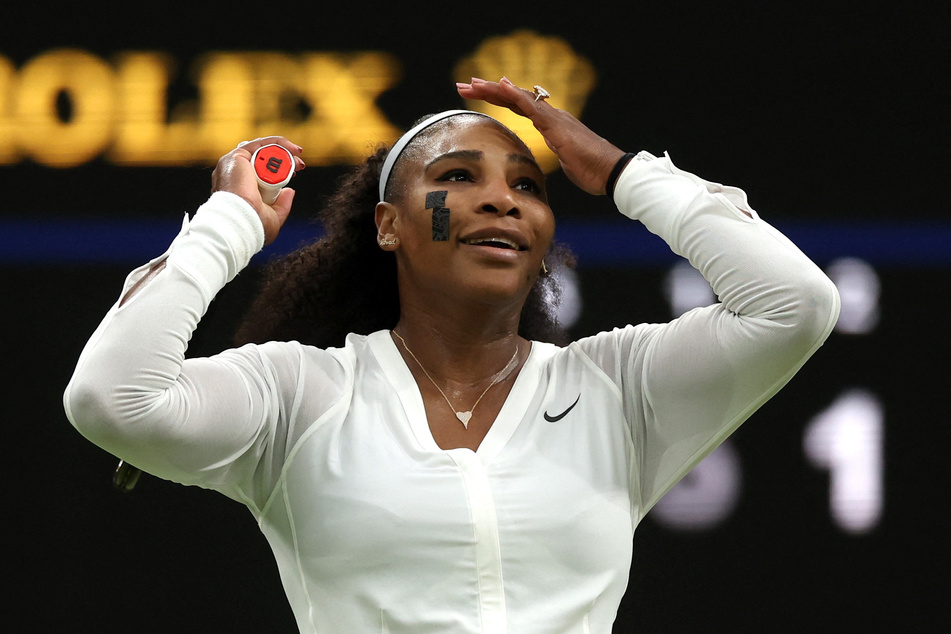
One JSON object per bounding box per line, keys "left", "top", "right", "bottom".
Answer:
{"left": 425, "top": 150, "right": 483, "bottom": 169}
{"left": 425, "top": 149, "right": 542, "bottom": 172}
{"left": 507, "top": 152, "right": 542, "bottom": 171}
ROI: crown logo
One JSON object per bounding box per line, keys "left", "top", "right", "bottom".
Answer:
{"left": 454, "top": 31, "right": 596, "bottom": 172}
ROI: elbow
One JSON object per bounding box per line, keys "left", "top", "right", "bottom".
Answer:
{"left": 64, "top": 376, "right": 123, "bottom": 448}
{"left": 787, "top": 270, "right": 841, "bottom": 350}
{"left": 63, "top": 374, "right": 157, "bottom": 453}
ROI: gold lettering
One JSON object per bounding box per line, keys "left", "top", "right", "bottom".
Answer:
{"left": 240, "top": 52, "right": 304, "bottom": 139}
{"left": 293, "top": 52, "right": 402, "bottom": 164}
{"left": 112, "top": 52, "right": 202, "bottom": 165}
{"left": 3, "top": 49, "right": 404, "bottom": 167}
{"left": 195, "top": 53, "right": 256, "bottom": 157}
{"left": 115, "top": 51, "right": 402, "bottom": 165}
{"left": 15, "top": 49, "right": 116, "bottom": 167}
{"left": 0, "top": 55, "right": 16, "bottom": 164}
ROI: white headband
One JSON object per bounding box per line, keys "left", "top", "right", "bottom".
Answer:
{"left": 378, "top": 109, "right": 496, "bottom": 202}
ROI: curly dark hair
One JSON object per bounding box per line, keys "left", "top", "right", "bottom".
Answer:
{"left": 234, "top": 123, "right": 575, "bottom": 349}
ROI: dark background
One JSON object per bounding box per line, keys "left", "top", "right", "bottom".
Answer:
{"left": 3, "top": 1, "right": 948, "bottom": 631}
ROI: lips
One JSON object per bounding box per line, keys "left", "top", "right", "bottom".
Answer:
{"left": 459, "top": 229, "right": 528, "bottom": 251}
{"left": 462, "top": 236, "right": 521, "bottom": 250}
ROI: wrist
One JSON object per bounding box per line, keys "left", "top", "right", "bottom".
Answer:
{"left": 605, "top": 152, "right": 636, "bottom": 199}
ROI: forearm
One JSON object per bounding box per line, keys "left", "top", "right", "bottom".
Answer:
{"left": 614, "top": 152, "right": 839, "bottom": 340}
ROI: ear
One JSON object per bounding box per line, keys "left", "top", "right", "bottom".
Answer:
{"left": 375, "top": 201, "right": 400, "bottom": 250}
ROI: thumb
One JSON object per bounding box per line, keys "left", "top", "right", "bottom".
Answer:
{"left": 271, "top": 187, "right": 296, "bottom": 227}
{"left": 261, "top": 187, "right": 295, "bottom": 245}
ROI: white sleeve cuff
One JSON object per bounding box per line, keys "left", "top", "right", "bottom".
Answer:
{"left": 612, "top": 151, "right": 759, "bottom": 247}
{"left": 164, "top": 191, "right": 266, "bottom": 301}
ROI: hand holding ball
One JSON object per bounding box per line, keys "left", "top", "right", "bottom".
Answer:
{"left": 250, "top": 144, "right": 295, "bottom": 204}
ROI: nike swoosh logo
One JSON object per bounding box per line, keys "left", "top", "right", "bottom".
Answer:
{"left": 544, "top": 394, "right": 581, "bottom": 422}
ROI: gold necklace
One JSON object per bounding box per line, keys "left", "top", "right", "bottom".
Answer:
{"left": 392, "top": 331, "right": 519, "bottom": 429}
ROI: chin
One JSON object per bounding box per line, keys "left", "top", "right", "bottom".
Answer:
{"left": 460, "top": 271, "right": 535, "bottom": 306}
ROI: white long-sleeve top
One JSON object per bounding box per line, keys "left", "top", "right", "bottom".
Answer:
{"left": 64, "top": 152, "right": 839, "bottom": 633}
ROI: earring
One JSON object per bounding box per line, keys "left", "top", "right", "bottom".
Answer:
{"left": 540, "top": 260, "right": 548, "bottom": 275}
{"left": 379, "top": 233, "right": 398, "bottom": 246}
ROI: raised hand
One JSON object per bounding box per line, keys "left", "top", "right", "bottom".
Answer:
{"left": 457, "top": 77, "right": 625, "bottom": 195}
{"left": 211, "top": 137, "right": 306, "bottom": 244}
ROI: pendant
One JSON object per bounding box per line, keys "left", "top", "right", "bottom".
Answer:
{"left": 456, "top": 411, "right": 472, "bottom": 428}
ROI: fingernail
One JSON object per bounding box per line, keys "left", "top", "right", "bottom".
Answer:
{"left": 471, "top": 77, "right": 486, "bottom": 84}
{"left": 500, "top": 76, "right": 513, "bottom": 86}
{"left": 456, "top": 82, "right": 470, "bottom": 89}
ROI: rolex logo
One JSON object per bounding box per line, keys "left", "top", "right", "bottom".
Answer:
{"left": 454, "top": 31, "right": 597, "bottom": 172}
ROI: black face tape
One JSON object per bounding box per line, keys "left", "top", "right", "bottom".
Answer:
{"left": 426, "top": 190, "right": 450, "bottom": 241}
{"left": 425, "top": 190, "right": 447, "bottom": 209}
{"left": 431, "top": 208, "right": 450, "bottom": 241}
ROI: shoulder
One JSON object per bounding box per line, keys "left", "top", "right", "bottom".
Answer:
{"left": 218, "top": 337, "right": 363, "bottom": 391}
{"left": 526, "top": 326, "right": 658, "bottom": 371}
{"left": 533, "top": 325, "right": 666, "bottom": 396}
{"left": 570, "top": 324, "right": 662, "bottom": 359}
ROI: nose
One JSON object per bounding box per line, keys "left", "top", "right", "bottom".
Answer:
{"left": 479, "top": 179, "right": 520, "bottom": 217}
